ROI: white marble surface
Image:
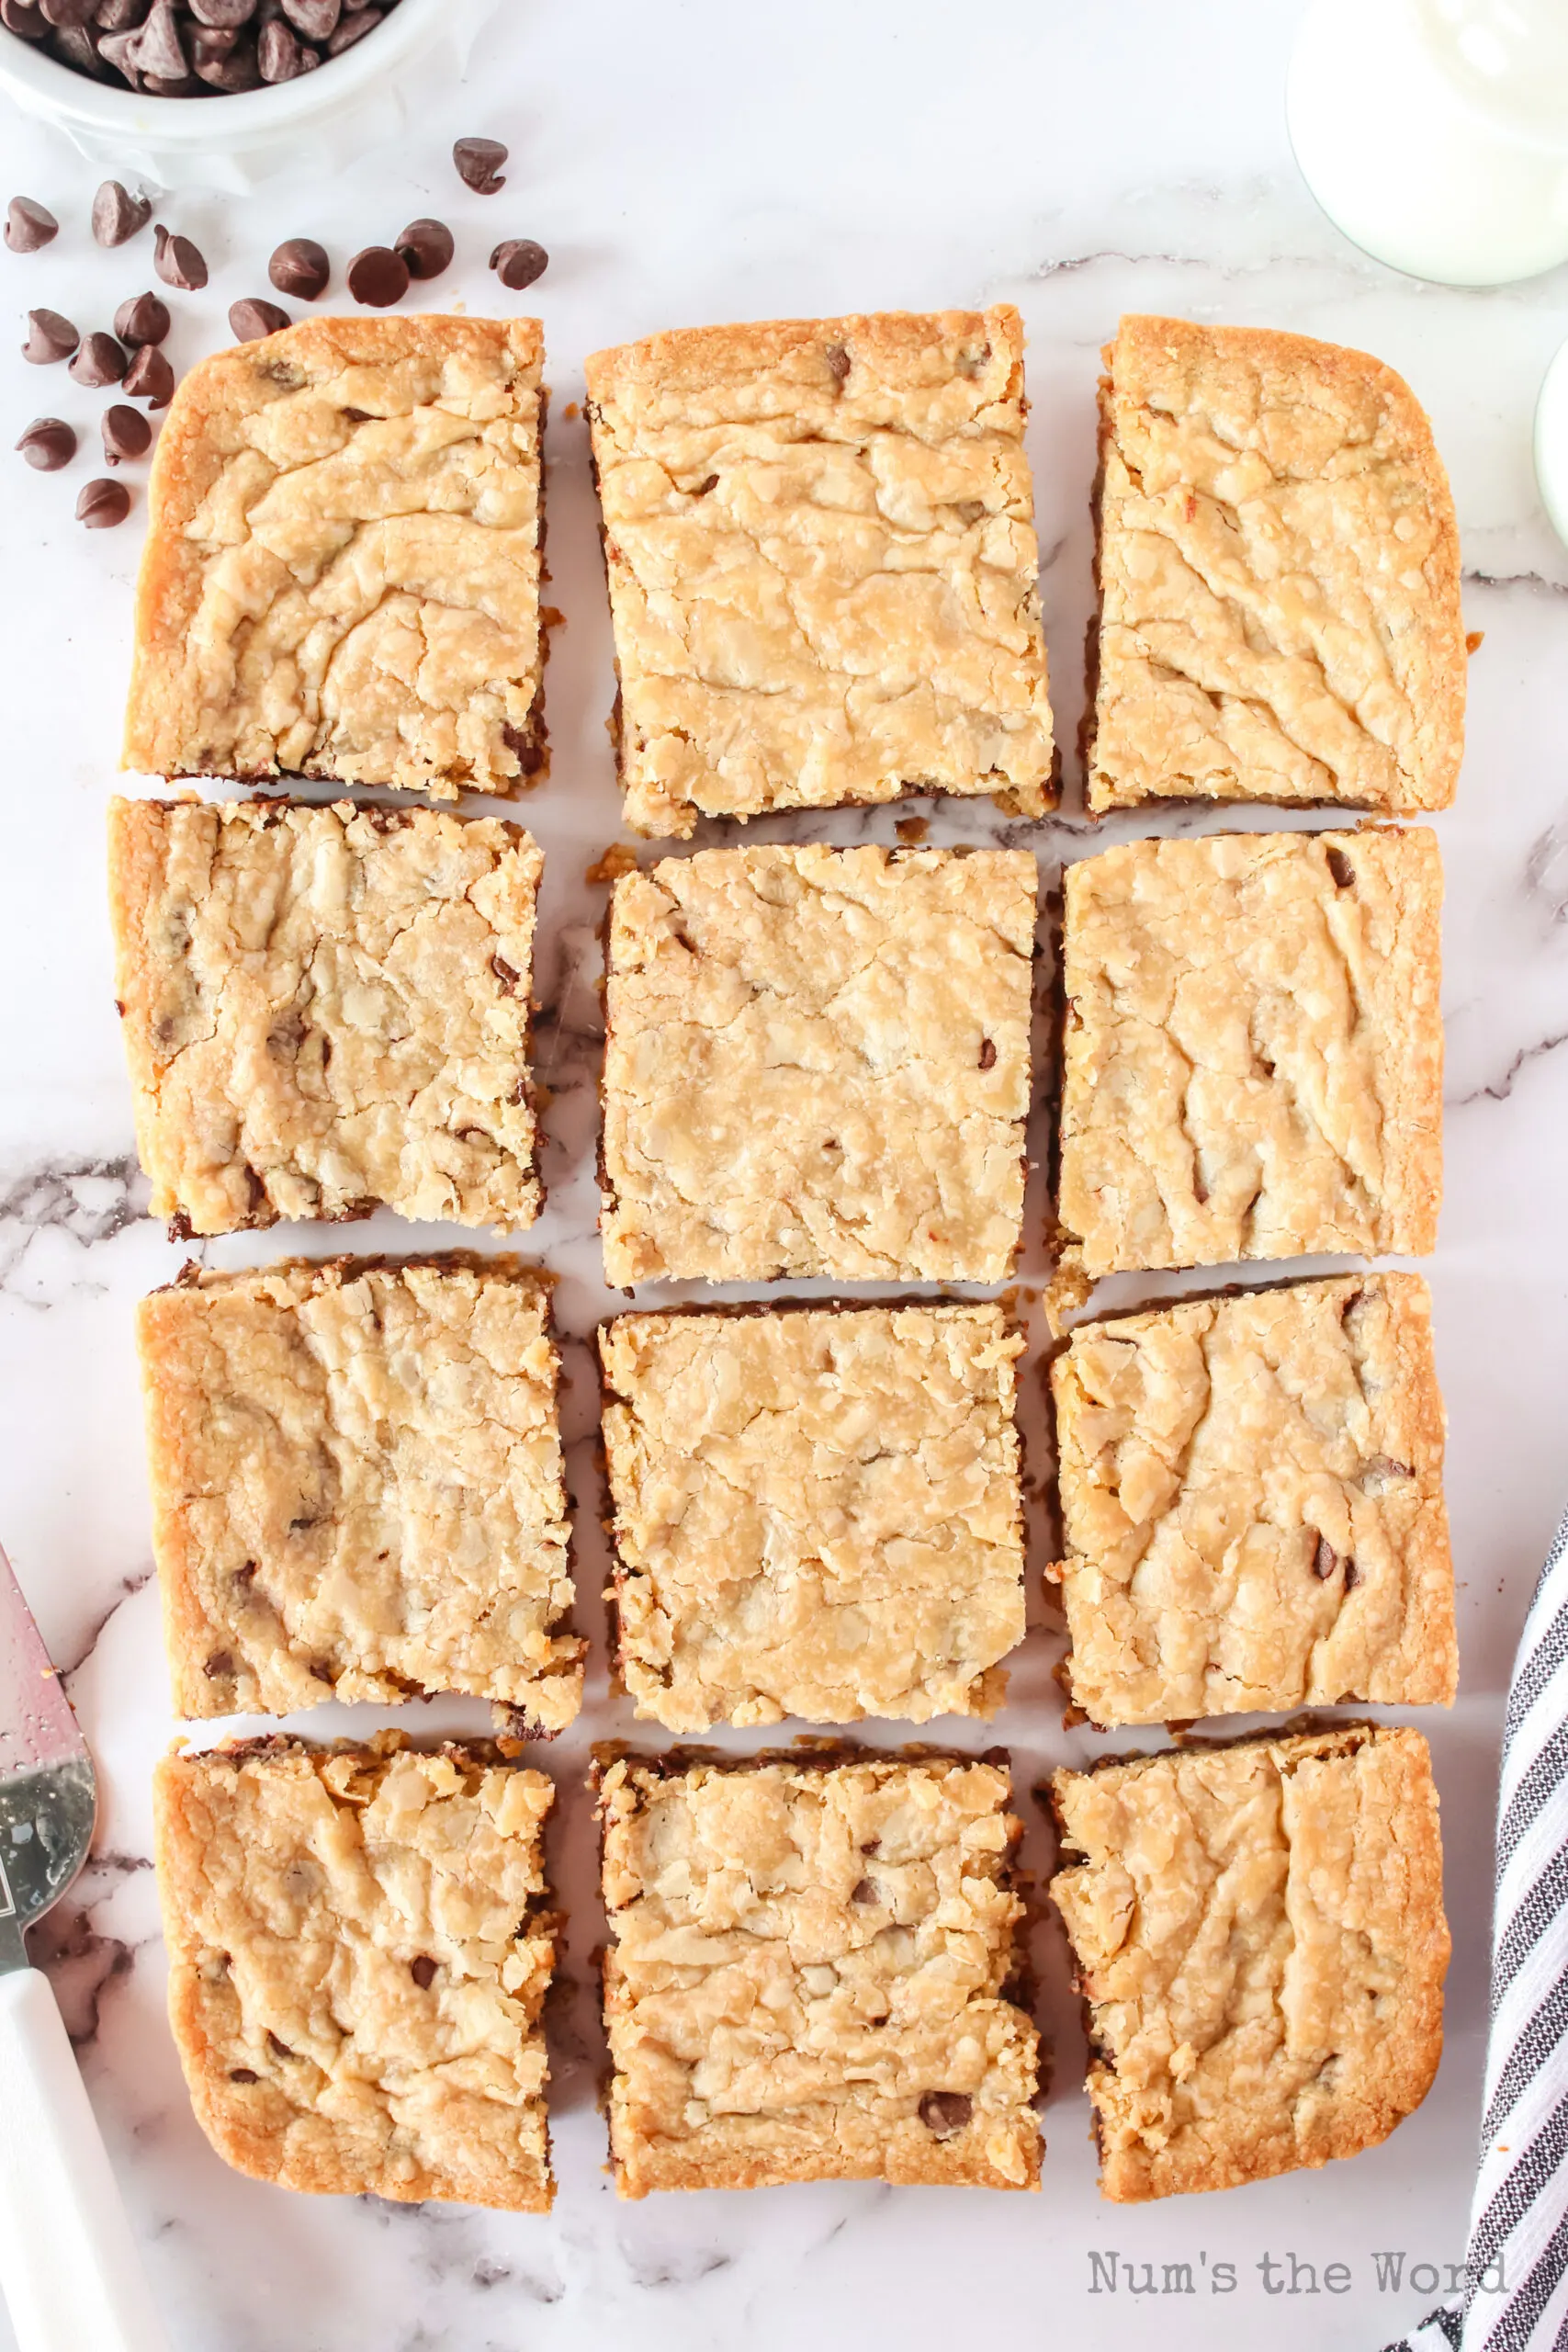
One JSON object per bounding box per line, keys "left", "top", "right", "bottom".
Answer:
{"left": 1, "top": 3, "right": 1567, "bottom": 2346}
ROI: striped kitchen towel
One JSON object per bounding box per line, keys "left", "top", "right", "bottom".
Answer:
{"left": 1384, "top": 1509, "right": 1568, "bottom": 2352}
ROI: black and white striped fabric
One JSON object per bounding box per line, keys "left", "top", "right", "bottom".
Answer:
{"left": 1383, "top": 1509, "right": 1568, "bottom": 2352}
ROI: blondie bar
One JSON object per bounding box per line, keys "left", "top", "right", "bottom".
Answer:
{"left": 108, "top": 797, "right": 543, "bottom": 1235}
{"left": 124, "top": 315, "right": 547, "bottom": 796}
{"left": 585, "top": 308, "right": 1055, "bottom": 836}
{"left": 1050, "top": 1275, "right": 1456, "bottom": 1725}
{"left": 1050, "top": 1725, "right": 1449, "bottom": 2199}
{"left": 599, "top": 1301, "right": 1025, "bottom": 1731}
{"left": 598, "top": 1749, "right": 1040, "bottom": 2194}
{"left": 1056, "top": 828, "right": 1442, "bottom": 1280}
{"left": 139, "top": 1257, "right": 582, "bottom": 1730}
{"left": 1088, "top": 316, "right": 1464, "bottom": 814}
{"left": 154, "top": 1736, "right": 557, "bottom": 2209}
{"left": 600, "top": 843, "right": 1037, "bottom": 1284}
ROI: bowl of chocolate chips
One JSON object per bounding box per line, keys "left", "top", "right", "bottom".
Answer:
{"left": 0, "top": 0, "right": 502, "bottom": 188}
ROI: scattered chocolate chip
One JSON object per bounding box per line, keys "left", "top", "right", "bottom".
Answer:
{"left": 69, "top": 330, "right": 129, "bottom": 386}
{"left": 850, "top": 1878, "right": 877, "bottom": 1904}
{"left": 0, "top": 2, "right": 49, "bottom": 36}
{"left": 153, "top": 222, "right": 207, "bottom": 289}
{"left": 346, "top": 243, "right": 407, "bottom": 306}
{"left": 860, "top": 1837, "right": 880, "bottom": 1855}
{"left": 203, "top": 1649, "right": 233, "bottom": 1677}
{"left": 265, "top": 2030, "right": 292, "bottom": 2058}
{"left": 102, "top": 402, "right": 152, "bottom": 461}
{"left": 395, "top": 216, "right": 452, "bottom": 279}
{"left": 229, "top": 296, "right": 290, "bottom": 340}
{"left": 130, "top": 0, "right": 186, "bottom": 74}
{"left": 23, "top": 308, "right": 78, "bottom": 364}
{"left": 269, "top": 235, "right": 328, "bottom": 299}
{"left": 123, "top": 341, "right": 175, "bottom": 404}
{"left": 6, "top": 198, "right": 59, "bottom": 253}
{"left": 1325, "top": 844, "right": 1356, "bottom": 888}
{"left": 1359, "top": 1453, "right": 1413, "bottom": 1493}
{"left": 325, "top": 4, "right": 375, "bottom": 49}
{"left": 279, "top": 0, "right": 333, "bottom": 28}
{"left": 1344, "top": 1559, "right": 1360, "bottom": 1589}
{"left": 114, "top": 289, "right": 169, "bottom": 345}
{"left": 491, "top": 953, "right": 520, "bottom": 990}
{"left": 490, "top": 236, "right": 547, "bottom": 290}
{"left": 92, "top": 178, "right": 151, "bottom": 245}
{"left": 453, "top": 134, "right": 506, "bottom": 192}
{"left": 918, "top": 2091, "right": 973, "bottom": 2139}
{"left": 308, "top": 1660, "right": 333, "bottom": 1683}
{"left": 1313, "top": 1535, "right": 1341, "bottom": 1580}
{"left": 502, "top": 722, "right": 544, "bottom": 773}
{"left": 978, "top": 1037, "right": 997, "bottom": 1069}
{"left": 189, "top": 0, "right": 256, "bottom": 22}
{"left": 410, "top": 1954, "right": 436, "bottom": 1988}
{"left": 228, "top": 2066, "right": 258, "bottom": 2083}
{"left": 825, "top": 342, "right": 850, "bottom": 381}
{"left": 17, "top": 417, "right": 75, "bottom": 469}
{"left": 75, "top": 476, "right": 131, "bottom": 526}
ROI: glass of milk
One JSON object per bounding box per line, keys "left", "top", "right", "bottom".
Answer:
{"left": 1287, "top": 0, "right": 1568, "bottom": 285}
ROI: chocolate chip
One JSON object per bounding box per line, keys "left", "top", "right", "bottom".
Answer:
{"left": 228, "top": 2066, "right": 258, "bottom": 2083}
{"left": 51, "top": 21, "right": 107, "bottom": 67}
{"left": 1325, "top": 844, "right": 1355, "bottom": 888}
{"left": 141, "top": 70, "right": 200, "bottom": 92}
{"left": 502, "top": 722, "right": 544, "bottom": 773}
{"left": 1344, "top": 1559, "right": 1360, "bottom": 1589}
{"left": 17, "top": 418, "right": 75, "bottom": 469}
{"left": 95, "top": 27, "right": 141, "bottom": 75}
{"left": 825, "top": 342, "right": 850, "bottom": 382}
{"left": 279, "top": 0, "right": 334, "bottom": 29}
{"left": 491, "top": 953, "right": 520, "bottom": 990}
{"left": 265, "top": 2030, "right": 292, "bottom": 2058}
{"left": 114, "top": 289, "right": 169, "bottom": 345}
{"left": 395, "top": 216, "right": 453, "bottom": 279}
{"left": 453, "top": 134, "right": 506, "bottom": 192}
{"left": 326, "top": 5, "right": 376, "bottom": 49}
{"left": 6, "top": 198, "right": 58, "bottom": 253}
{"left": 101, "top": 403, "right": 152, "bottom": 461}
{"left": 1359, "top": 1454, "right": 1413, "bottom": 1494}
{"left": 153, "top": 223, "right": 207, "bottom": 290}
{"left": 978, "top": 1037, "right": 997, "bottom": 1069}
{"left": 1313, "top": 1535, "right": 1341, "bottom": 1580}
{"left": 123, "top": 342, "right": 175, "bottom": 405}
{"left": 92, "top": 179, "right": 151, "bottom": 246}
{"left": 41, "top": 0, "right": 96, "bottom": 20}
{"left": 75, "top": 477, "right": 130, "bottom": 526}
{"left": 194, "top": 35, "right": 259, "bottom": 86}
{"left": 0, "top": 2, "right": 49, "bottom": 36}
{"left": 95, "top": 0, "right": 152, "bottom": 28}
{"left": 69, "top": 330, "right": 129, "bottom": 386}
{"left": 130, "top": 0, "right": 186, "bottom": 74}
{"left": 269, "top": 236, "right": 328, "bottom": 299}
{"left": 23, "top": 308, "right": 78, "bottom": 364}
{"left": 490, "top": 237, "right": 547, "bottom": 291}
{"left": 410, "top": 1954, "right": 436, "bottom": 1988}
{"left": 307, "top": 1660, "right": 333, "bottom": 1684}
{"left": 203, "top": 1649, "right": 233, "bottom": 1678}
{"left": 346, "top": 244, "right": 408, "bottom": 306}
{"left": 918, "top": 2091, "right": 972, "bottom": 2138}
{"left": 255, "top": 13, "right": 299, "bottom": 71}
{"left": 851, "top": 1878, "right": 877, "bottom": 1904}
{"left": 189, "top": 0, "right": 256, "bottom": 21}
{"left": 229, "top": 297, "right": 290, "bottom": 340}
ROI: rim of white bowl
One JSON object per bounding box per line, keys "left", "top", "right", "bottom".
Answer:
{"left": 0, "top": 0, "right": 452, "bottom": 149}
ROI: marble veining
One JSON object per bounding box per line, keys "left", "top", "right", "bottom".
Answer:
{"left": 1, "top": 2, "right": 1566, "bottom": 2346}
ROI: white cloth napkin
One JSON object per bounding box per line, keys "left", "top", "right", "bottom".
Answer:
{"left": 1384, "top": 1510, "right": 1568, "bottom": 2352}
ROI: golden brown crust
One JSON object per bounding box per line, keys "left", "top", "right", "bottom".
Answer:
{"left": 1089, "top": 315, "right": 1465, "bottom": 815}
{"left": 1057, "top": 827, "right": 1443, "bottom": 1275}
{"left": 584, "top": 306, "right": 1055, "bottom": 836}
{"left": 154, "top": 1735, "right": 556, "bottom": 2210}
{"left": 1050, "top": 1724, "right": 1449, "bottom": 2200}
{"left": 599, "top": 842, "right": 1037, "bottom": 1284}
{"left": 599, "top": 1749, "right": 1039, "bottom": 2195}
{"left": 598, "top": 1300, "right": 1025, "bottom": 1731}
{"left": 108, "top": 797, "right": 543, "bottom": 1236}
{"left": 124, "top": 315, "right": 545, "bottom": 797}
{"left": 139, "top": 1255, "right": 582, "bottom": 1727}
{"left": 1050, "top": 1274, "right": 1456, "bottom": 1724}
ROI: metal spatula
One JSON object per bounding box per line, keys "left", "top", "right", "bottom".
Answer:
{"left": 0, "top": 1541, "right": 167, "bottom": 2352}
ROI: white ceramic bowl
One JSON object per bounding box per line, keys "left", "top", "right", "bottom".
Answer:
{"left": 0, "top": 0, "right": 502, "bottom": 191}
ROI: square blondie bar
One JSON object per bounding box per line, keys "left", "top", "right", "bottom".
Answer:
{"left": 1056, "top": 828, "right": 1442, "bottom": 1281}
{"left": 109, "top": 797, "right": 543, "bottom": 1235}
{"left": 600, "top": 843, "right": 1037, "bottom": 1284}
{"left": 599, "top": 1301, "right": 1025, "bottom": 1731}
{"left": 154, "top": 1735, "right": 557, "bottom": 2209}
{"left": 585, "top": 307, "right": 1055, "bottom": 836}
{"left": 1050, "top": 1275, "right": 1456, "bottom": 1726}
{"left": 598, "top": 1749, "right": 1040, "bottom": 2194}
{"left": 139, "top": 1256, "right": 582, "bottom": 1730}
{"left": 124, "top": 315, "right": 547, "bottom": 797}
{"left": 1050, "top": 1724, "right": 1449, "bottom": 2200}
{"left": 1088, "top": 316, "right": 1465, "bottom": 814}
